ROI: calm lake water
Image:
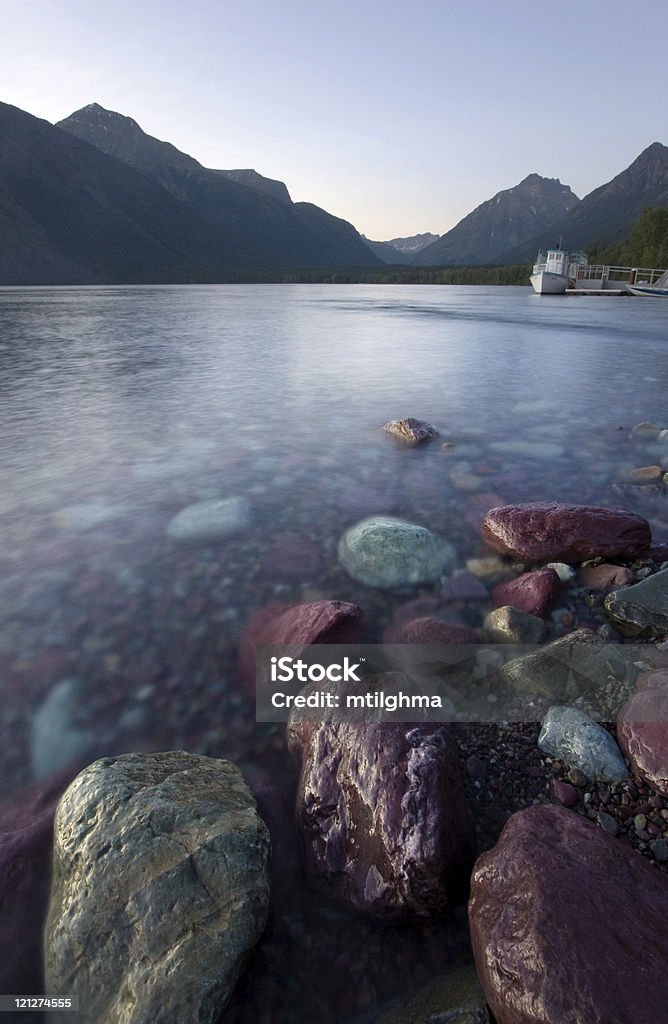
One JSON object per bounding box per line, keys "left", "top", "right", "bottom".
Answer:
{"left": 2, "top": 284, "right": 668, "bottom": 1020}
{"left": 1, "top": 283, "right": 668, "bottom": 793}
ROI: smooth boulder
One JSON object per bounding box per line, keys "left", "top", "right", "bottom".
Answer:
{"left": 45, "top": 752, "right": 270, "bottom": 1024}
{"left": 288, "top": 689, "right": 474, "bottom": 916}
{"left": 481, "top": 502, "right": 651, "bottom": 563}
{"left": 238, "top": 599, "right": 362, "bottom": 692}
{"left": 538, "top": 706, "right": 628, "bottom": 783}
{"left": 166, "top": 496, "right": 251, "bottom": 540}
{"left": 339, "top": 515, "right": 456, "bottom": 589}
{"left": 469, "top": 804, "right": 668, "bottom": 1024}
{"left": 617, "top": 685, "right": 668, "bottom": 797}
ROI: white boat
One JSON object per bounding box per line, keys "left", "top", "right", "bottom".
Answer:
{"left": 530, "top": 248, "right": 588, "bottom": 294}
{"left": 627, "top": 269, "right": 668, "bottom": 296}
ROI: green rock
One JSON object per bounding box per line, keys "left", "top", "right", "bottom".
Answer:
{"left": 338, "top": 515, "right": 456, "bottom": 589}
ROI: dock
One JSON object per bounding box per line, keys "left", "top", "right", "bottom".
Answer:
{"left": 567, "top": 263, "right": 666, "bottom": 295}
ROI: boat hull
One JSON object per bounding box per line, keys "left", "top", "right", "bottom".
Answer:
{"left": 627, "top": 284, "right": 668, "bottom": 297}
{"left": 530, "top": 271, "right": 567, "bottom": 295}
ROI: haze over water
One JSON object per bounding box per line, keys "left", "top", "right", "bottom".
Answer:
{"left": 1, "top": 283, "right": 668, "bottom": 797}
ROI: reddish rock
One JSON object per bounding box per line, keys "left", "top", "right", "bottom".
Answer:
{"left": 550, "top": 779, "right": 579, "bottom": 807}
{"left": 578, "top": 563, "right": 634, "bottom": 593}
{"left": 469, "top": 804, "right": 668, "bottom": 1024}
{"left": 0, "top": 768, "right": 80, "bottom": 995}
{"left": 636, "top": 669, "right": 668, "bottom": 691}
{"left": 288, "top": 709, "right": 475, "bottom": 917}
{"left": 617, "top": 687, "right": 668, "bottom": 797}
{"left": 239, "top": 600, "right": 363, "bottom": 692}
{"left": 481, "top": 502, "right": 651, "bottom": 563}
{"left": 491, "top": 568, "right": 561, "bottom": 618}
{"left": 383, "top": 617, "right": 479, "bottom": 646}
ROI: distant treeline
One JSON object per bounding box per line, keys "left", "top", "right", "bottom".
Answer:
{"left": 587, "top": 207, "right": 668, "bottom": 268}
{"left": 199, "top": 263, "right": 533, "bottom": 285}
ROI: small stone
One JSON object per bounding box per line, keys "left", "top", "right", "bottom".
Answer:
{"left": 634, "top": 813, "right": 648, "bottom": 831}
{"left": 538, "top": 706, "right": 629, "bottom": 784}
{"left": 627, "top": 465, "right": 664, "bottom": 484}
{"left": 166, "top": 496, "right": 251, "bottom": 541}
{"left": 466, "top": 556, "right": 513, "bottom": 580}
{"left": 483, "top": 606, "right": 546, "bottom": 644}
{"left": 551, "top": 780, "right": 579, "bottom": 807}
{"left": 546, "top": 562, "right": 577, "bottom": 582}
{"left": 383, "top": 418, "right": 439, "bottom": 445}
{"left": 597, "top": 812, "right": 618, "bottom": 836}
{"left": 578, "top": 564, "right": 635, "bottom": 593}
{"left": 651, "top": 839, "right": 668, "bottom": 861}
{"left": 491, "top": 568, "right": 561, "bottom": 618}
{"left": 467, "top": 755, "right": 488, "bottom": 780}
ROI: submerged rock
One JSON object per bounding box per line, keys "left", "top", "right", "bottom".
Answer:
{"left": 483, "top": 606, "right": 545, "bottom": 644}
{"left": 481, "top": 502, "right": 651, "bottom": 563}
{"left": 238, "top": 599, "right": 362, "bottom": 691}
{"left": 30, "top": 679, "right": 96, "bottom": 780}
{"left": 617, "top": 686, "right": 668, "bottom": 797}
{"left": 469, "top": 804, "right": 668, "bottom": 1024}
{"left": 44, "top": 752, "right": 270, "bottom": 1024}
{"left": 166, "top": 496, "right": 251, "bottom": 540}
{"left": 538, "top": 706, "right": 628, "bottom": 783}
{"left": 604, "top": 567, "right": 668, "bottom": 637}
{"left": 288, "top": 688, "right": 474, "bottom": 916}
{"left": 491, "top": 568, "right": 562, "bottom": 618}
{"left": 383, "top": 418, "right": 439, "bottom": 445}
{"left": 499, "top": 629, "right": 611, "bottom": 701}
{"left": 338, "top": 515, "right": 456, "bottom": 589}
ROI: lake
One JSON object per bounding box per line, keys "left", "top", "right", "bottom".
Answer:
{"left": 1, "top": 283, "right": 667, "bottom": 1018}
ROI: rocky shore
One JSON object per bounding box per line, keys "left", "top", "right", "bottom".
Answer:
{"left": 3, "top": 416, "right": 668, "bottom": 1021}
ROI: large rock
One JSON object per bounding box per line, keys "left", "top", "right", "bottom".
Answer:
{"left": 166, "top": 496, "right": 251, "bottom": 540}
{"left": 238, "top": 599, "right": 362, "bottom": 692}
{"left": 490, "top": 568, "right": 561, "bottom": 618}
{"left": 604, "top": 567, "right": 668, "bottom": 637}
{"left": 538, "top": 706, "right": 628, "bottom": 783}
{"left": 383, "top": 417, "right": 439, "bottom": 445}
{"left": 617, "top": 685, "right": 668, "bottom": 796}
{"left": 338, "top": 516, "right": 456, "bottom": 589}
{"left": 499, "top": 629, "right": 612, "bottom": 701}
{"left": 287, "top": 688, "right": 474, "bottom": 916}
{"left": 469, "top": 804, "right": 668, "bottom": 1024}
{"left": 0, "top": 769, "right": 79, "bottom": 996}
{"left": 481, "top": 502, "right": 651, "bottom": 563}
{"left": 45, "top": 752, "right": 270, "bottom": 1024}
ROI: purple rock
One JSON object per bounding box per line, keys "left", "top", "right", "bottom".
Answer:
{"left": 491, "top": 568, "right": 562, "bottom": 618}
{"left": 481, "top": 502, "right": 651, "bottom": 563}
{"left": 469, "top": 804, "right": 668, "bottom": 1024}
{"left": 617, "top": 687, "right": 668, "bottom": 797}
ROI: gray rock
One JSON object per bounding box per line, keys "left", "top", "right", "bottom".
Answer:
{"left": 166, "top": 496, "right": 251, "bottom": 541}
{"left": 30, "top": 679, "right": 95, "bottom": 780}
{"left": 499, "top": 629, "right": 614, "bottom": 700}
{"left": 538, "top": 706, "right": 629, "bottom": 783}
{"left": 383, "top": 418, "right": 439, "bottom": 445}
{"left": 377, "top": 964, "right": 491, "bottom": 1023}
{"left": 338, "top": 515, "right": 456, "bottom": 589}
{"left": 53, "top": 502, "right": 127, "bottom": 532}
{"left": 604, "top": 567, "right": 668, "bottom": 637}
{"left": 45, "top": 751, "right": 270, "bottom": 1024}
{"left": 483, "top": 605, "right": 546, "bottom": 644}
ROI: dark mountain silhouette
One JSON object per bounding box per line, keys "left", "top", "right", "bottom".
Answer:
{"left": 413, "top": 174, "right": 580, "bottom": 266}
{"left": 504, "top": 142, "right": 668, "bottom": 262}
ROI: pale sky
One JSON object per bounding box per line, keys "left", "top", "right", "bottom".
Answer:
{"left": 3, "top": 0, "right": 667, "bottom": 239}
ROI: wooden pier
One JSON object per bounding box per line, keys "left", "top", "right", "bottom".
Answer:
{"left": 566, "top": 263, "right": 667, "bottom": 296}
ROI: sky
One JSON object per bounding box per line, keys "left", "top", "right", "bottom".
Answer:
{"left": 3, "top": 0, "right": 667, "bottom": 239}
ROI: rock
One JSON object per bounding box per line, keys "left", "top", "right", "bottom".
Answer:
{"left": 287, "top": 695, "right": 475, "bottom": 916}
{"left": 257, "top": 534, "right": 322, "bottom": 580}
{"left": 481, "top": 502, "right": 651, "bottom": 563}
{"left": 483, "top": 606, "right": 546, "bottom": 644}
{"left": 617, "top": 687, "right": 668, "bottom": 797}
{"left": 238, "top": 599, "right": 362, "bottom": 692}
{"left": 383, "top": 616, "right": 478, "bottom": 646}
{"left": 44, "top": 752, "right": 270, "bottom": 1024}
{"left": 469, "top": 804, "right": 668, "bottom": 1024}
{"left": 377, "top": 964, "right": 492, "bottom": 1024}
{"left": 30, "top": 679, "right": 96, "bottom": 779}
{"left": 550, "top": 779, "right": 578, "bottom": 807}
{"left": 383, "top": 418, "right": 439, "bottom": 445}
{"left": 651, "top": 839, "right": 668, "bottom": 862}
{"left": 53, "top": 501, "right": 126, "bottom": 531}
{"left": 578, "top": 563, "right": 634, "bottom": 592}
{"left": 338, "top": 516, "right": 456, "bottom": 589}
{"left": 604, "top": 567, "right": 668, "bottom": 637}
{"left": 491, "top": 568, "right": 562, "bottom": 618}
{"left": 630, "top": 421, "right": 662, "bottom": 440}
{"left": 166, "top": 496, "right": 251, "bottom": 540}
{"left": 597, "top": 811, "right": 619, "bottom": 836}
{"left": 441, "top": 570, "right": 489, "bottom": 601}
{"left": 466, "top": 555, "right": 514, "bottom": 580}
{"left": 0, "top": 769, "right": 79, "bottom": 996}
{"left": 628, "top": 465, "right": 664, "bottom": 484}
{"left": 545, "top": 561, "right": 576, "bottom": 582}
{"left": 636, "top": 669, "right": 668, "bottom": 691}
{"left": 538, "top": 706, "right": 628, "bottom": 783}
{"left": 499, "top": 630, "right": 610, "bottom": 700}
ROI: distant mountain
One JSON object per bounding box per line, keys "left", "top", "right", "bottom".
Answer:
{"left": 54, "top": 102, "right": 379, "bottom": 271}
{"left": 414, "top": 174, "right": 580, "bottom": 266}
{"left": 361, "top": 238, "right": 411, "bottom": 263}
{"left": 385, "top": 232, "right": 440, "bottom": 255}
{"left": 505, "top": 142, "right": 668, "bottom": 262}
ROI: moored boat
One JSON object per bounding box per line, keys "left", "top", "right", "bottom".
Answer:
{"left": 627, "top": 269, "right": 668, "bottom": 296}
{"left": 530, "top": 248, "right": 588, "bottom": 295}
